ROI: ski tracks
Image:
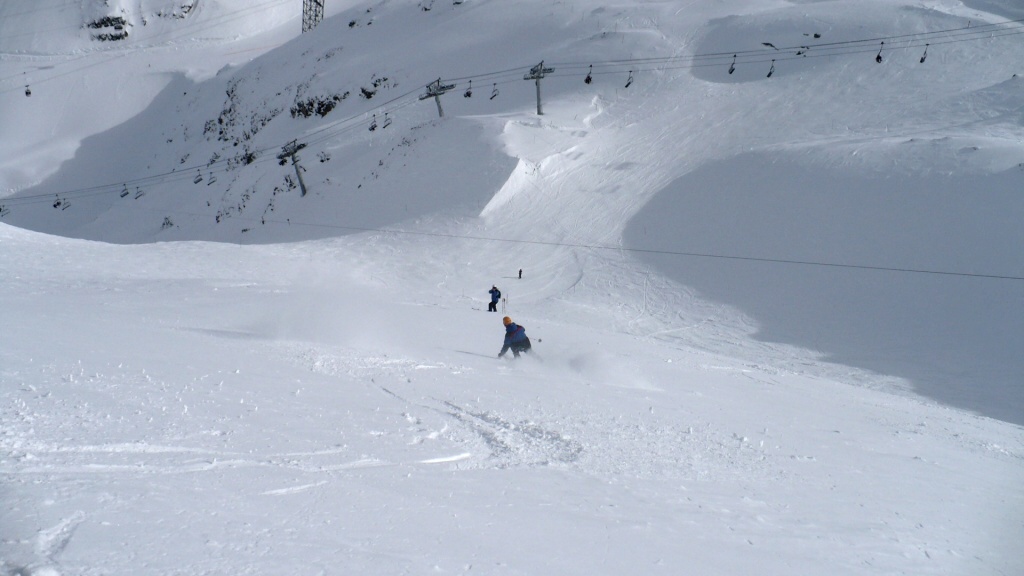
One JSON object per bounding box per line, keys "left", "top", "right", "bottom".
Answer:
{"left": 440, "top": 400, "right": 584, "bottom": 468}
{"left": 294, "top": 345, "right": 790, "bottom": 482}
{"left": 0, "top": 511, "right": 85, "bottom": 576}
{"left": 375, "top": 385, "right": 584, "bottom": 469}
{"left": 379, "top": 384, "right": 786, "bottom": 485}
{"left": 35, "top": 511, "right": 84, "bottom": 564}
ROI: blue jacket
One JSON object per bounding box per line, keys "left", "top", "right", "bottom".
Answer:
{"left": 489, "top": 288, "right": 501, "bottom": 303}
{"left": 503, "top": 323, "right": 528, "bottom": 345}
{"left": 499, "top": 323, "right": 530, "bottom": 357}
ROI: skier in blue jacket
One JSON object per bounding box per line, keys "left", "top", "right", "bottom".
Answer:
{"left": 498, "top": 316, "right": 532, "bottom": 358}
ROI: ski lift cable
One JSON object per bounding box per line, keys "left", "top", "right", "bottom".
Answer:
{"left": 7, "top": 11, "right": 1017, "bottom": 95}
{"left": 8, "top": 23, "right": 1024, "bottom": 204}
{"left": 7, "top": 78, "right": 469, "bottom": 205}
{"left": 105, "top": 202, "right": 1024, "bottom": 283}
{"left": 8, "top": 99, "right": 411, "bottom": 207}
{"left": 573, "top": 27, "right": 1024, "bottom": 76}
{"left": 82, "top": 94, "right": 420, "bottom": 202}
{"left": 750, "top": 16, "right": 1024, "bottom": 52}
{"left": 5, "top": 10, "right": 1019, "bottom": 93}
{"left": 3, "top": 134, "right": 313, "bottom": 206}
{"left": 499, "top": 26, "right": 1024, "bottom": 86}
{"left": 547, "top": 18, "right": 1024, "bottom": 69}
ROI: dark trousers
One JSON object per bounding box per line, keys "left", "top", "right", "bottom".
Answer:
{"left": 488, "top": 301, "right": 497, "bottom": 312}
{"left": 511, "top": 338, "right": 532, "bottom": 357}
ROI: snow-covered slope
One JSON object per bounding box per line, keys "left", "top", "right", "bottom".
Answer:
{"left": 3, "top": 215, "right": 1022, "bottom": 576}
{"left": 1, "top": 0, "right": 1023, "bottom": 574}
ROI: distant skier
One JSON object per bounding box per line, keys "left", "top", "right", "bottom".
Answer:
{"left": 518, "top": 268, "right": 522, "bottom": 279}
{"left": 488, "top": 285, "right": 501, "bottom": 312}
{"left": 498, "top": 316, "right": 532, "bottom": 358}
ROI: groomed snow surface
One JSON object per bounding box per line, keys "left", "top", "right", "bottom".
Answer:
{"left": 1, "top": 0, "right": 1023, "bottom": 575}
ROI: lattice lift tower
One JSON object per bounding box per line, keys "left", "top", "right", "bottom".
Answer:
{"left": 302, "top": 0, "right": 324, "bottom": 33}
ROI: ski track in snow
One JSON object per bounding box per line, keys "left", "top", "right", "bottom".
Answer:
{"left": 5, "top": 333, "right": 1019, "bottom": 483}
{"left": 3, "top": 339, "right": 823, "bottom": 485}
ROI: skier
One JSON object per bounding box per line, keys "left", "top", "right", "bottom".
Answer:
{"left": 498, "top": 316, "right": 532, "bottom": 358}
{"left": 488, "top": 285, "right": 501, "bottom": 312}
{"left": 518, "top": 268, "right": 522, "bottom": 279}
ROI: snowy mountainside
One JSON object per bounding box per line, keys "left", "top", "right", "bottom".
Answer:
{"left": 1, "top": 0, "right": 1024, "bottom": 575}
{"left": 4, "top": 0, "right": 682, "bottom": 241}
{"left": 8, "top": 0, "right": 1024, "bottom": 244}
